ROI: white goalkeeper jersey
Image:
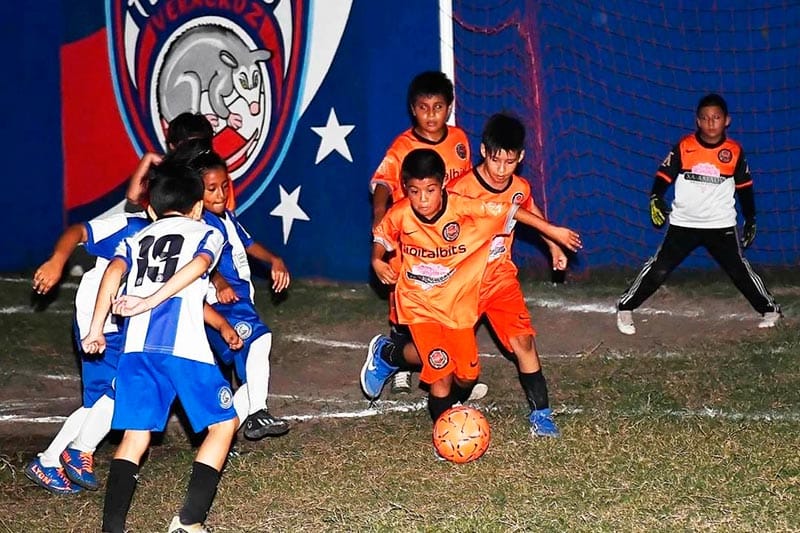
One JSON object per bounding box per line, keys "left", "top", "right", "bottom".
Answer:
{"left": 115, "top": 215, "right": 223, "bottom": 364}
{"left": 74, "top": 212, "right": 149, "bottom": 338}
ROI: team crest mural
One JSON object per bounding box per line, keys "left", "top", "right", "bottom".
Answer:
{"left": 105, "top": 0, "right": 349, "bottom": 212}
{"left": 62, "top": 0, "right": 350, "bottom": 221}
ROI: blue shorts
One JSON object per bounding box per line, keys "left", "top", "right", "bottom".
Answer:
{"left": 111, "top": 352, "right": 236, "bottom": 433}
{"left": 206, "top": 301, "right": 271, "bottom": 384}
{"left": 74, "top": 321, "right": 122, "bottom": 407}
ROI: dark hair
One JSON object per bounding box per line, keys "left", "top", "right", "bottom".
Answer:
{"left": 407, "top": 71, "right": 455, "bottom": 108}
{"left": 401, "top": 148, "right": 446, "bottom": 184}
{"left": 696, "top": 93, "right": 728, "bottom": 116}
{"left": 162, "top": 138, "right": 214, "bottom": 168}
{"left": 147, "top": 162, "right": 204, "bottom": 218}
{"left": 166, "top": 112, "right": 214, "bottom": 147}
{"left": 189, "top": 149, "right": 227, "bottom": 177}
{"left": 482, "top": 113, "right": 526, "bottom": 156}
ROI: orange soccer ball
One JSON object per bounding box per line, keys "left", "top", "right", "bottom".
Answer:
{"left": 432, "top": 405, "right": 491, "bottom": 463}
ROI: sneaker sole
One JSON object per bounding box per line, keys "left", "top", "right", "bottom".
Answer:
{"left": 359, "top": 335, "right": 382, "bottom": 400}
{"left": 467, "top": 383, "right": 489, "bottom": 401}
{"left": 243, "top": 423, "right": 290, "bottom": 440}
{"left": 24, "top": 465, "right": 80, "bottom": 495}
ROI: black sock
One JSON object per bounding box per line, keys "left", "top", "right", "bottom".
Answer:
{"left": 451, "top": 382, "right": 472, "bottom": 404}
{"left": 380, "top": 339, "right": 421, "bottom": 372}
{"left": 179, "top": 462, "right": 221, "bottom": 526}
{"left": 102, "top": 459, "right": 139, "bottom": 533}
{"left": 428, "top": 395, "right": 453, "bottom": 422}
{"left": 519, "top": 370, "right": 550, "bottom": 411}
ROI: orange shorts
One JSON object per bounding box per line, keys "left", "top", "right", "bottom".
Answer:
{"left": 409, "top": 323, "right": 479, "bottom": 384}
{"left": 478, "top": 277, "right": 535, "bottom": 352}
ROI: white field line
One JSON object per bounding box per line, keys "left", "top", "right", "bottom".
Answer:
{"left": 0, "top": 306, "right": 72, "bottom": 314}
{"left": 3, "top": 399, "right": 798, "bottom": 425}
{"left": 526, "top": 297, "right": 751, "bottom": 320}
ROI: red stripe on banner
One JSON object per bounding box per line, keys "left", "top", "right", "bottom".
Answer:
{"left": 62, "top": 29, "right": 139, "bottom": 210}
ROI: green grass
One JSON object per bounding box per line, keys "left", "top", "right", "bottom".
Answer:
{"left": 0, "top": 274, "right": 799, "bottom": 532}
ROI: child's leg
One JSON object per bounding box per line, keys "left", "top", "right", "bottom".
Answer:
{"left": 177, "top": 418, "right": 238, "bottom": 526}
{"left": 704, "top": 228, "right": 780, "bottom": 314}
{"left": 618, "top": 225, "right": 698, "bottom": 311}
{"left": 102, "top": 430, "right": 151, "bottom": 533}
{"left": 243, "top": 332, "right": 272, "bottom": 413}
{"left": 60, "top": 394, "right": 114, "bottom": 490}
{"left": 37, "top": 407, "right": 89, "bottom": 467}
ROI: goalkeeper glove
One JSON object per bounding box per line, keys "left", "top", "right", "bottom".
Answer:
{"left": 649, "top": 194, "right": 670, "bottom": 228}
{"left": 741, "top": 218, "right": 756, "bottom": 248}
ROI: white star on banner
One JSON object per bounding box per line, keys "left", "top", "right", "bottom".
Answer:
{"left": 270, "top": 185, "right": 309, "bottom": 244}
{"left": 311, "top": 108, "right": 354, "bottom": 164}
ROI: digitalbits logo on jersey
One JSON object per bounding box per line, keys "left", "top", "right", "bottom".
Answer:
{"left": 107, "top": 0, "right": 316, "bottom": 210}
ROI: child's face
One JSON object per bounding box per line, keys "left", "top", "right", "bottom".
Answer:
{"left": 411, "top": 94, "right": 451, "bottom": 141}
{"left": 405, "top": 177, "right": 444, "bottom": 219}
{"left": 202, "top": 167, "right": 229, "bottom": 215}
{"left": 480, "top": 145, "right": 524, "bottom": 187}
{"left": 696, "top": 105, "right": 730, "bottom": 144}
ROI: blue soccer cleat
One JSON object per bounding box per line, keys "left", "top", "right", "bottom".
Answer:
{"left": 360, "top": 335, "right": 398, "bottom": 400}
{"left": 529, "top": 408, "right": 560, "bottom": 438}
{"left": 60, "top": 448, "right": 99, "bottom": 490}
{"left": 24, "top": 457, "right": 82, "bottom": 495}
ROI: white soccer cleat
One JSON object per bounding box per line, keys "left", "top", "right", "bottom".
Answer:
{"left": 168, "top": 516, "right": 208, "bottom": 533}
{"left": 467, "top": 382, "right": 489, "bottom": 401}
{"left": 391, "top": 371, "right": 412, "bottom": 394}
{"left": 758, "top": 311, "right": 781, "bottom": 329}
{"left": 616, "top": 310, "right": 636, "bottom": 335}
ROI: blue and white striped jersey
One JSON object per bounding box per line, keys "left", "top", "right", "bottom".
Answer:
{"left": 202, "top": 210, "right": 256, "bottom": 305}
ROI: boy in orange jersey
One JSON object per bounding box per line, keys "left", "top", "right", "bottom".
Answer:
{"left": 370, "top": 71, "right": 474, "bottom": 395}
{"left": 447, "top": 113, "right": 565, "bottom": 437}
{"left": 616, "top": 93, "right": 780, "bottom": 335}
{"left": 361, "top": 149, "right": 581, "bottom": 430}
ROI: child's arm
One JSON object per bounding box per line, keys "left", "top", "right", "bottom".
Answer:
{"left": 526, "top": 200, "right": 568, "bottom": 271}
{"left": 512, "top": 208, "right": 582, "bottom": 253}
{"left": 125, "top": 152, "right": 163, "bottom": 205}
{"left": 211, "top": 270, "right": 239, "bottom": 304}
{"left": 204, "top": 303, "right": 243, "bottom": 350}
{"left": 112, "top": 253, "right": 213, "bottom": 317}
{"left": 33, "top": 223, "right": 88, "bottom": 295}
{"left": 81, "top": 258, "right": 127, "bottom": 354}
{"left": 371, "top": 242, "right": 398, "bottom": 285}
{"left": 372, "top": 184, "right": 391, "bottom": 227}
{"left": 246, "top": 242, "right": 290, "bottom": 293}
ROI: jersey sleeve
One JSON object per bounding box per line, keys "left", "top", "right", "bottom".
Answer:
{"left": 85, "top": 213, "right": 134, "bottom": 259}
{"left": 197, "top": 228, "right": 225, "bottom": 270}
{"left": 655, "top": 141, "right": 682, "bottom": 184}
{"left": 228, "top": 211, "right": 255, "bottom": 248}
{"left": 733, "top": 149, "right": 753, "bottom": 188}
{"left": 373, "top": 206, "right": 401, "bottom": 252}
{"left": 370, "top": 147, "right": 402, "bottom": 198}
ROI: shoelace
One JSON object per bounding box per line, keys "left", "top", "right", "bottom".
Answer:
{"left": 79, "top": 452, "right": 94, "bottom": 473}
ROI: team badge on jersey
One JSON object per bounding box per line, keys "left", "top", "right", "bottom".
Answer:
{"left": 718, "top": 149, "right": 733, "bottom": 163}
{"left": 106, "top": 1, "right": 349, "bottom": 213}
{"left": 442, "top": 222, "right": 460, "bottom": 242}
{"left": 455, "top": 143, "right": 468, "bottom": 160}
{"left": 428, "top": 348, "right": 449, "bottom": 370}
{"left": 218, "top": 386, "right": 233, "bottom": 409}
{"left": 234, "top": 321, "right": 253, "bottom": 340}
{"left": 511, "top": 192, "right": 525, "bottom": 205}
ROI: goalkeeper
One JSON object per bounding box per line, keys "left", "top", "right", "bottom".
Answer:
{"left": 616, "top": 93, "right": 781, "bottom": 335}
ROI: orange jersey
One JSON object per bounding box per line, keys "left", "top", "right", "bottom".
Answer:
{"left": 374, "top": 192, "right": 518, "bottom": 329}
{"left": 448, "top": 168, "right": 533, "bottom": 289}
{"left": 370, "top": 126, "right": 471, "bottom": 203}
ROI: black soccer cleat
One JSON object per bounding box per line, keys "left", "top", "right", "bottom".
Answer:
{"left": 243, "top": 409, "right": 290, "bottom": 440}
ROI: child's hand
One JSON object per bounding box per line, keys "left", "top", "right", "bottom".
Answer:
{"left": 81, "top": 331, "right": 106, "bottom": 354}
{"left": 112, "top": 295, "right": 151, "bottom": 317}
{"left": 548, "top": 243, "right": 569, "bottom": 271}
{"left": 551, "top": 226, "right": 582, "bottom": 253}
{"left": 270, "top": 258, "right": 291, "bottom": 293}
{"left": 220, "top": 323, "right": 243, "bottom": 350}
{"left": 372, "top": 259, "right": 398, "bottom": 285}
{"left": 32, "top": 260, "right": 63, "bottom": 295}
{"left": 216, "top": 286, "right": 239, "bottom": 304}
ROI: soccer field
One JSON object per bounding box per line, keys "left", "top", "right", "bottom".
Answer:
{"left": 1, "top": 274, "right": 799, "bottom": 532}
